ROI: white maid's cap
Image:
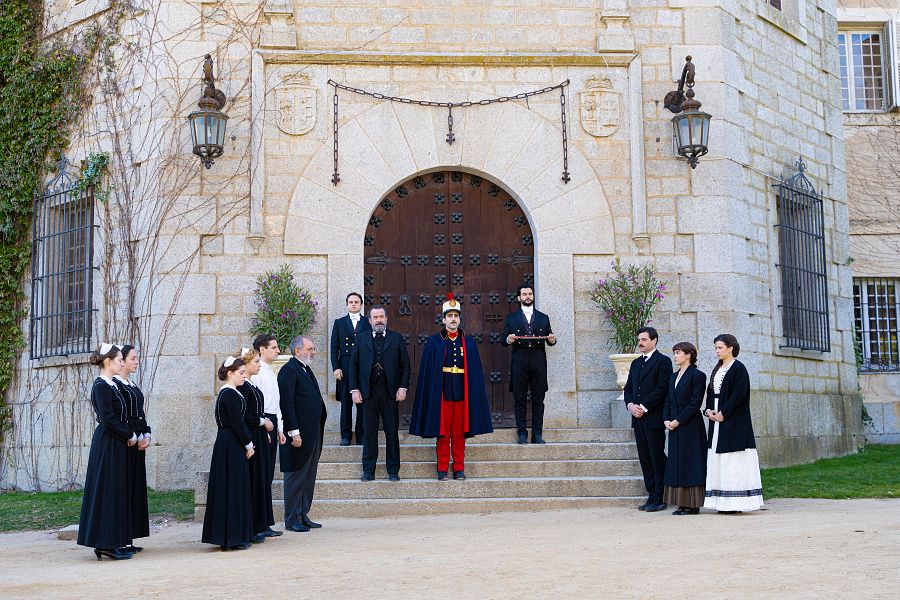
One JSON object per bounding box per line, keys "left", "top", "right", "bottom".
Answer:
{"left": 99, "top": 342, "right": 116, "bottom": 355}
{"left": 240, "top": 347, "right": 251, "bottom": 356}
{"left": 222, "top": 356, "right": 237, "bottom": 368}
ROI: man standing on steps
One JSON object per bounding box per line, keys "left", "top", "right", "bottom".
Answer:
{"left": 330, "top": 292, "right": 370, "bottom": 446}
{"left": 502, "top": 284, "right": 557, "bottom": 445}
{"left": 623, "top": 327, "right": 672, "bottom": 513}
{"left": 409, "top": 293, "right": 493, "bottom": 481}
{"left": 349, "top": 305, "right": 410, "bottom": 482}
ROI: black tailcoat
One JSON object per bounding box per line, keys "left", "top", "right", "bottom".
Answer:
{"left": 278, "top": 357, "right": 327, "bottom": 472}
{"left": 78, "top": 378, "right": 135, "bottom": 550}
{"left": 623, "top": 350, "right": 672, "bottom": 428}
{"left": 663, "top": 366, "right": 708, "bottom": 488}
{"left": 330, "top": 314, "right": 371, "bottom": 388}
{"left": 706, "top": 360, "right": 756, "bottom": 453}
{"left": 501, "top": 308, "right": 555, "bottom": 394}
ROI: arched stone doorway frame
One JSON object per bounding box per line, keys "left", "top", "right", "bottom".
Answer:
{"left": 284, "top": 98, "right": 615, "bottom": 427}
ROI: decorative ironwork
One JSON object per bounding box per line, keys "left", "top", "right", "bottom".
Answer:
{"left": 434, "top": 255, "right": 446, "bottom": 266}
{"left": 364, "top": 236, "right": 375, "bottom": 247}
{"left": 470, "top": 175, "right": 482, "bottom": 187}
{"left": 380, "top": 198, "right": 394, "bottom": 211}
{"left": 433, "top": 234, "right": 445, "bottom": 245}
{"left": 414, "top": 176, "right": 426, "bottom": 189}
{"left": 489, "top": 333, "right": 502, "bottom": 344}
{"left": 521, "top": 234, "right": 533, "bottom": 246}
{"left": 369, "top": 216, "right": 382, "bottom": 228}
{"left": 451, "top": 171, "right": 463, "bottom": 182}
{"left": 503, "top": 249, "right": 534, "bottom": 268}
{"left": 400, "top": 255, "right": 412, "bottom": 266}
{"left": 514, "top": 216, "right": 526, "bottom": 227}
{"left": 364, "top": 275, "right": 375, "bottom": 286}
{"left": 435, "top": 295, "right": 445, "bottom": 305}
{"left": 451, "top": 233, "right": 463, "bottom": 244}
{"left": 472, "top": 333, "right": 483, "bottom": 343}
{"left": 418, "top": 294, "right": 430, "bottom": 305}
{"left": 452, "top": 274, "right": 464, "bottom": 285}
{"left": 488, "top": 184, "right": 500, "bottom": 197}
{"left": 503, "top": 199, "right": 515, "bottom": 211}
{"left": 402, "top": 333, "right": 411, "bottom": 345}
{"left": 469, "top": 254, "right": 481, "bottom": 266}
{"left": 490, "top": 371, "right": 502, "bottom": 383}
{"left": 329, "top": 80, "right": 571, "bottom": 186}
{"left": 432, "top": 172, "right": 445, "bottom": 184}
{"left": 854, "top": 278, "right": 900, "bottom": 372}
{"left": 398, "top": 295, "right": 413, "bottom": 316}
{"left": 488, "top": 293, "right": 500, "bottom": 304}
{"left": 523, "top": 273, "right": 534, "bottom": 285}
{"left": 434, "top": 314, "right": 443, "bottom": 324}
{"left": 773, "top": 157, "right": 830, "bottom": 352}
{"left": 452, "top": 254, "right": 463, "bottom": 266}
{"left": 31, "top": 154, "right": 96, "bottom": 359}
{"left": 471, "top": 294, "right": 482, "bottom": 304}
{"left": 365, "top": 251, "right": 393, "bottom": 268}
{"left": 451, "top": 192, "right": 462, "bottom": 203}
{"left": 365, "top": 294, "right": 375, "bottom": 305}
{"left": 417, "top": 255, "right": 429, "bottom": 266}
{"left": 485, "top": 314, "right": 503, "bottom": 323}
{"left": 395, "top": 185, "right": 408, "bottom": 198}
{"left": 418, "top": 334, "right": 429, "bottom": 345}
{"left": 434, "top": 213, "right": 446, "bottom": 225}
{"left": 506, "top": 292, "right": 517, "bottom": 303}
{"left": 434, "top": 274, "right": 447, "bottom": 286}
{"left": 451, "top": 212, "right": 462, "bottom": 224}
{"left": 487, "top": 254, "right": 499, "bottom": 265}
{"left": 434, "top": 193, "right": 445, "bottom": 205}
{"left": 380, "top": 294, "right": 392, "bottom": 305}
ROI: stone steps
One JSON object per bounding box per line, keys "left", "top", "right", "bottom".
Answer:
{"left": 195, "top": 428, "right": 643, "bottom": 520}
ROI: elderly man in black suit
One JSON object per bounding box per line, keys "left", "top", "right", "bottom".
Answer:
{"left": 278, "top": 336, "right": 327, "bottom": 532}
{"left": 330, "top": 292, "right": 371, "bottom": 446}
{"left": 349, "top": 306, "right": 411, "bottom": 482}
{"left": 623, "top": 326, "right": 673, "bottom": 512}
{"left": 502, "top": 284, "right": 557, "bottom": 445}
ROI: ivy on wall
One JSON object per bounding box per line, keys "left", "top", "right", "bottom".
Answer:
{"left": 0, "top": 1, "right": 95, "bottom": 442}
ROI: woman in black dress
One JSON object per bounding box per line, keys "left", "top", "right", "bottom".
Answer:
{"left": 201, "top": 357, "right": 256, "bottom": 550}
{"left": 113, "top": 345, "right": 151, "bottom": 553}
{"left": 237, "top": 347, "right": 276, "bottom": 543}
{"left": 77, "top": 344, "right": 138, "bottom": 560}
{"left": 662, "top": 342, "right": 708, "bottom": 515}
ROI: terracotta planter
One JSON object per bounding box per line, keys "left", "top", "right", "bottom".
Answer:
{"left": 609, "top": 353, "right": 641, "bottom": 401}
{"left": 271, "top": 354, "right": 292, "bottom": 375}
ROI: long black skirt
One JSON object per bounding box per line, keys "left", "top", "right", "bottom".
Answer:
{"left": 126, "top": 444, "right": 150, "bottom": 539}
{"left": 77, "top": 426, "right": 131, "bottom": 550}
{"left": 201, "top": 429, "right": 252, "bottom": 548}
{"left": 248, "top": 426, "right": 274, "bottom": 533}
{"left": 663, "top": 417, "right": 707, "bottom": 489}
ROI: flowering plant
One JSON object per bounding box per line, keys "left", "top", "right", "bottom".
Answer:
{"left": 250, "top": 264, "right": 317, "bottom": 350}
{"left": 589, "top": 258, "right": 667, "bottom": 354}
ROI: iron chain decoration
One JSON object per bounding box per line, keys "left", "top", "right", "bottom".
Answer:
{"left": 328, "top": 79, "right": 571, "bottom": 186}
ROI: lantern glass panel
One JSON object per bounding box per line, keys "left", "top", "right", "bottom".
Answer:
{"left": 191, "top": 115, "right": 204, "bottom": 147}
{"left": 215, "top": 115, "right": 228, "bottom": 147}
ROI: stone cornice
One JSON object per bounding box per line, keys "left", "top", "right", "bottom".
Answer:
{"left": 258, "top": 50, "right": 638, "bottom": 67}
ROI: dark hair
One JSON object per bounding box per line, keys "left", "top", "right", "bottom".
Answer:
{"left": 710, "top": 334, "right": 740, "bottom": 382}
{"left": 637, "top": 327, "right": 658, "bottom": 342}
{"left": 516, "top": 284, "right": 534, "bottom": 298}
{"left": 252, "top": 334, "right": 277, "bottom": 352}
{"left": 89, "top": 345, "right": 121, "bottom": 367}
{"left": 369, "top": 304, "right": 386, "bottom": 316}
{"left": 120, "top": 345, "right": 136, "bottom": 360}
{"left": 346, "top": 292, "right": 363, "bottom": 304}
{"left": 672, "top": 341, "right": 698, "bottom": 366}
{"left": 217, "top": 358, "right": 246, "bottom": 381}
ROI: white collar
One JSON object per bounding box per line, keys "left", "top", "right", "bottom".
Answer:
{"left": 522, "top": 305, "right": 534, "bottom": 313}
{"left": 349, "top": 312, "right": 361, "bottom": 320}
{"left": 113, "top": 375, "right": 133, "bottom": 386}
{"left": 99, "top": 374, "right": 116, "bottom": 387}
{"left": 373, "top": 330, "right": 386, "bottom": 337}
{"left": 643, "top": 349, "right": 656, "bottom": 359}
{"left": 221, "top": 383, "right": 238, "bottom": 391}
{"left": 259, "top": 360, "right": 272, "bottom": 371}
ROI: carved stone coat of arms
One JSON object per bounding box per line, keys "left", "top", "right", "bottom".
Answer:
{"left": 273, "top": 73, "right": 317, "bottom": 136}
{"left": 579, "top": 76, "right": 620, "bottom": 137}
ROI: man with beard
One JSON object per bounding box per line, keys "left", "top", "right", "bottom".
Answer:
{"left": 502, "top": 285, "right": 557, "bottom": 445}
{"left": 330, "top": 292, "right": 370, "bottom": 446}
{"left": 409, "top": 294, "right": 493, "bottom": 480}
{"left": 349, "top": 305, "right": 410, "bottom": 482}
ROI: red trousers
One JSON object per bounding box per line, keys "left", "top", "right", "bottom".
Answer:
{"left": 436, "top": 399, "right": 466, "bottom": 472}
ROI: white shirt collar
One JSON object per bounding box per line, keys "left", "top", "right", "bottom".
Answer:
{"left": 113, "top": 375, "right": 133, "bottom": 386}
{"left": 522, "top": 305, "right": 534, "bottom": 315}
{"left": 99, "top": 374, "right": 116, "bottom": 387}
{"left": 643, "top": 349, "right": 656, "bottom": 360}
{"left": 221, "top": 383, "right": 238, "bottom": 391}
{"left": 349, "top": 312, "right": 360, "bottom": 321}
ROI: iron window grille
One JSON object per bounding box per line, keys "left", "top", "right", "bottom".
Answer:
{"left": 773, "top": 158, "right": 831, "bottom": 352}
{"left": 853, "top": 277, "right": 900, "bottom": 372}
{"left": 30, "top": 155, "right": 96, "bottom": 359}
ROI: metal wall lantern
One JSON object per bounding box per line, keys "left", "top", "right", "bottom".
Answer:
{"left": 664, "top": 56, "right": 712, "bottom": 169}
{"left": 187, "top": 54, "right": 228, "bottom": 169}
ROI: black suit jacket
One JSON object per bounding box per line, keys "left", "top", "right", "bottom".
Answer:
{"left": 706, "top": 359, "right": 756, "bottom": 453}
{"left": 278, "top": 357, "right": 327, "bottom": 472}
{"left": 623, "top": 351, "right": 673, "bottom": 429}
{"left": 330, "top": 314, "right": 371, "bottom": 368}
{"left": 501, "top": 309, "right": 555, "bottom": 353}
{"left": 349, "top": 329, "right": 411, "bottom": 400}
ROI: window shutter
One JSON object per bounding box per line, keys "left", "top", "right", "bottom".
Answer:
{"left": 884, "top": 20, "right": 900, "bottom": 110}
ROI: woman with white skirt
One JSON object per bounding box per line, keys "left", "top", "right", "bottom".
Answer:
{"left": 703, "top": 334, "right": 763, "bottom": 513}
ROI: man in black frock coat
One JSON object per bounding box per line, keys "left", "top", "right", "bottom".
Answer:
{"left": 330, "top": 292, "right": 371, "bottom": 446}
{"left": 279, "top": 336, "right": 327, "bottom": 532}
{"left": 623, "top": 327, "right": 672, "bottom": 512}
{"left": 349, "top": 306, "right": 411, "bottom": 481}
{"left": 502, "top": 285, "right": 557, "bottom": 444}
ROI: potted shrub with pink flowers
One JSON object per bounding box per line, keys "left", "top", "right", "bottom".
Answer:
{"left": 589, "top": 259, "right": 667, "bottom": 398}
{"left": 250, "top": 264, "right": 318, "bottom": 372}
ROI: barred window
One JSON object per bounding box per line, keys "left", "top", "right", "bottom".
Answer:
{"left": 773, "top": 158, "right": 831, "bottom": 352}
{"left": 854, "top": 278, "right": 900, "bottom": 372}
{"left": 838, "top": 30, "right": 888, "bottom": 112}
{"left": 30, "top": 157, "right": 96, "bottom": 359}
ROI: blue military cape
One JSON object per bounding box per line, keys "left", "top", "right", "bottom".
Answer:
{"left": 409, "top": 330, "right": 494, "bottom": 439}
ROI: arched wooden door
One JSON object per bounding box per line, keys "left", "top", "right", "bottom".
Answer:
{"left": 364, "top": 171, "right": 535, "bottom": 428}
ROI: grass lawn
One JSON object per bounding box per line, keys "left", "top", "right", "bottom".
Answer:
{"left": 761, "top": 444, "right": 900, "bottom": 499}
{"left": 0, "top": 489, "right": 194, "bottom": 533}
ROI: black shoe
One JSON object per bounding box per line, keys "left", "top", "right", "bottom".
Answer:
{"left": 638, "top": 498, "right": 652, "bottom": 510}
{"left": 287, "top": 523, "right": 310, "bottom": 532}
{"left": 389, "top": 474, "right": 400, "bottom": 482}
{"left": 644, "top": 503, "right": 667, "bottom": 513}
{"left": 453, "top": 470, "right": 466, "bottom": 480}
{"left": 117, "top": 545, "right": 143, "bottom": 553}
{"left": 225, "top": 542, "right": 252, "bottom": 550}
{"left": 340, "top": 439, "right": 351, "bottom": 447}
{"left": 685, "top": 508, "right": 700, "bottom": 515}
{"left": 531, "top": 435, "right": 546, "bottom": 444}
{"left": 672, "top": 508, "right": 686, "bottom": 515}
{"left": 517, "top": 433, "right": 528, "bottom": 445}
{"left": 717, "top": 510, "right": 741, "bottom": 514}
{"left": 262, "top": 528, "right": 283, "bottom": 537}
{"left": 250, "top": 533, "right": 266, "bottom": 544}
{"left": 95, "top": 548, "right": 132, "bottom": 561}
{"left": 301, "top": 517, "right": 322, "bottom": 529}
{"left": 437, "top": 471, "right": 448, "bottom": 481}
{"left": 361, "top": 474, "right": 374, "bottom": 482}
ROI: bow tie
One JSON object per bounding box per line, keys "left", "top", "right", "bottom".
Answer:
{"left": 375, "top": 332, "right": 384, "bottom": 338}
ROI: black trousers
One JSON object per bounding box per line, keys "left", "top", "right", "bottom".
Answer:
{"left": 633, "top": 418, "right": 667, "bottom": 503}
{"left": 361, "top": 378, "right": 400, "bottom": 478}
{"left": 337, "top": 361, "right": 364, "bottom": 443}
{"left": 264, "top": 413, "right": 279, "bottom": 487}
{"left": 511, "top": 351, "right": 548, "bottom": 436}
